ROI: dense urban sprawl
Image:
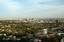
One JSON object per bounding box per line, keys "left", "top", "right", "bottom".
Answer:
{"left": 0, "top": 18, "right": 63, "bottom": 42}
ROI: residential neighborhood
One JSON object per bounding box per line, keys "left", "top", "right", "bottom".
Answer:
{"left": 0, "top": 18, "right": 63, "bottom": 42}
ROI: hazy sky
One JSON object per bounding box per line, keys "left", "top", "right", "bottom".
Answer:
{"left": 0, "top": 0, "right": 64, "bottom": 18}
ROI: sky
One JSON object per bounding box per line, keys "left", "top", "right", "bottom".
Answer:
{"left": 0, "top": 0, "right": 64, "bottom": 18}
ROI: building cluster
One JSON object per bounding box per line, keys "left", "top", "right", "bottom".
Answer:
{"left": 0, "top": 18, "right": 63, "bottom": 42}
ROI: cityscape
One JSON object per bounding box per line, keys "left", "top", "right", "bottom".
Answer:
{"left": 0, "top": 18, "right": 63, "bottom": 42}
{"left": 0, "top": 0, "right": 64, "bottom": 42}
